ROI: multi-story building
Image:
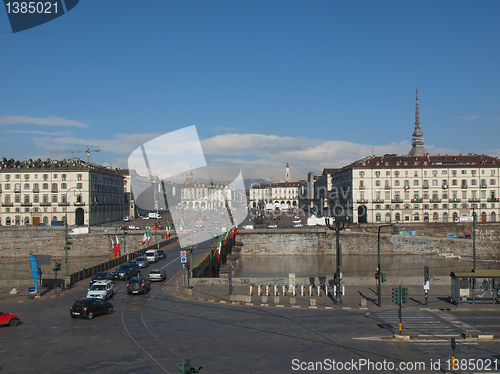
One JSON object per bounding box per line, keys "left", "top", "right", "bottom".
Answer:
{"left": 319, "top": 89, "right": 500, "bottom": 224}
{"left": 249, "top": 164, "right": 303, "bottom": 211}
{"left": 0, "top": 158, "right": 126, "bottom": 226}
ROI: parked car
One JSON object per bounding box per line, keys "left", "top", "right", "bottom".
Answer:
{"left": 293, "top": 223, "right": 303, "bottom": 228}
{"left": 135, "top": 256, "right": 149, "bottom": 268}
{"left": 128, "top": 225, "right": 140, "bottom": 230}
{"left": 0, "top": 310, "right": 20, "bottom": 327}
{"left": 292, "top": 220, "right": 301, "bottom": 224}
{"left": 70, "top": 298, "right": 113, "bottom": 319}
{"left": 123, "top": 216, "right": 131, "bottom": 221}
{"left": 145, "top": 249, "right": 159, "bottom": 263}
{"left": 148, "top": 268, "right": 166, "bottom": 282}
{"left": 157, "top": 250, "right": 166, "bottom": 260}
{"left": 268, "top": 224, "right": 278, "bottom": 229}
{"left": 89, "top": 272, "right": 113, "bottom": 287}
{"left": 127, "top": 276, "right": 151, "bottom": 295}
{"left": 86, "top": 280, "right": 114, "bottom": 300}
{"left": 112, "top": 263, "right": 141, "bottom": 280}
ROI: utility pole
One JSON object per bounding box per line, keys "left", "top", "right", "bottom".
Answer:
{"left": 377, "top": 224, "right": 393, "bottom": 307}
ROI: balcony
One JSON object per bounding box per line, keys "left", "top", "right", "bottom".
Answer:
{"left": 461, "top": 185, "right": 468, "bottom": 189}
{"left": 488, "top": 198, "right": 499, "bottom": 202}
{"left": 468, "top": 198, "right": 481, "bottom": 203}
{"left": 58, "top": 202, "right": 69, "bottom": 206}
{"left": 449, "top": 198, "right": 461, "bottom": 203}
{"left": 2, "top": 202, "right": 13, "bottom": 207}
{"left": 442, "top": 185, "right": 448, "bottom": 189}
{"left": 411, "top": 198, "right": 423, "bottom": 203}
{"left": 40, "top": 202, "right": 51, "bottom": 206}
{"left": 373, "top": 199, "right": 384, "bottom": 203}
{"left": 423, "top": 185, "right": 429, "bottom": 189}
{"left": 51, "top": 188, "right": 58, "bottom": 193}
{"left": 21, "top": 202, "right": 32, "bottom": 207}
{"left": 356, "top": 199, "right": 368, "bottom": 204}
{"left": 430, "top": 198, "right": 441, "bottom": 203}
{"left": 391, "top": 198, "right": 403, "bottom": 203}
{"left": 481, "top": 184, "right": 487, "bottom": 189}
{"left": 73, "top": 202, "right": 86, "bottom": 206}
{"left": 33, "top": 188, "right": 39, "bottom": 193}
{"left": 384, "top": 186, "right": 391, "bottom": 190}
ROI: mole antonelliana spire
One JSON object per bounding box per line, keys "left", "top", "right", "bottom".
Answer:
{"left": 408, "top": 86, "right": 428, "bottom": 157}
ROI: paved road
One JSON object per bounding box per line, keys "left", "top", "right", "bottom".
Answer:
{"left": 1, "top": 243, "right": 500, "bottom": 373}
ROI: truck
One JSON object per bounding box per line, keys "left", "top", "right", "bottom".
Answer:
{"left": 455, "top": 216, "right": 473, "bottom": 223}
{"left": 148, "top": 213, "right": 161, "bottom": 219}
{"left": 69, "top": 227, "right": 90, "bottom": 235}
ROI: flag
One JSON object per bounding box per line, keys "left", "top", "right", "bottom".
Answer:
{"left": 180, "top": 217, "right": 185, "bottom": 234}
{"left": 166, "top": 222, "right": 170, "bottom": 240}
{"left": 142, "top": 226, "right": 151, "bottom": 246}
{"left": 216, "top": 235, "right": 223, "bottom": 261}
{"left": 115, "top": 235, "right": 122, "bottom": 257}
{"left": 110, "top": 237, "right": 117, "bottom": 258}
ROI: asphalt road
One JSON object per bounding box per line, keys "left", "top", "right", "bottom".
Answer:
{"left": 2, "top": 241, "right": 500, "bottom": 374}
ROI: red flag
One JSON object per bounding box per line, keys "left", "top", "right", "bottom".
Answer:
{"left": 115, "top": 235, "right": 122, "bottom": 256}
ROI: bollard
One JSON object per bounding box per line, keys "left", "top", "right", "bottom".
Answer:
{"left": 249, "top": 284, "right": 253, "bottom": 296}
{"left": 309, "top": 284, "right": 314, "bottom": 296}
{"left": 300, "top": 284, "right": 306, "bottom": 296}
{"left": 317, "top": 285, "right": 322, "bottom": 296}
{"left": 282, "top": 284, "right": 287, "bottom": 296}
{"left": 293, "top": 285, "right": 297, "bottom": 296}
{"left": 266, "top": 285, "right": 270, "bottom": 296}
{"left": 258, "top": 284, "right": 262, "bottom": 296}
{"left": 274, "top": 285, "right": 278, "bottom": 296}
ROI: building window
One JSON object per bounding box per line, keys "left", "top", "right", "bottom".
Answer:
{"left": 61, "top": 183, "right": 67, "bottom": 189}
{"left": 76, "top": 183, "right": 82, "bottom": 189}
{"left": 359, "top": 171, "right": 365, "bottom": 178}
{"left": 375, "top": 171, "right": 380, "bottom": 177}
{"left": 491, "top": 179, "right": 496, "bottom": 186}
{"left": 52, "top": 195, "right": 58, "bottom": 203}
{"left": 34, "top": 195, "right": 39, "bottom": 203}
{"left": 24, "top": 195, "right": 30, "bottom": 203}
{"left": 413, "top": 180, "right": 419, "bottom": 186}
{"left": 395, "top": 171, "right": 400, "bottom": 177}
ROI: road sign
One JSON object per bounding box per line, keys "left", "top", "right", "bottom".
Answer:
{"left": 181, "top": 257, "right": 187, "bottom": 263}
{"left": 180, "top": 251, "right": 187, "bottom": 257}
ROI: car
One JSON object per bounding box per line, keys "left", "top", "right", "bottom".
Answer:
{"left": 292, "top": 220, "right": 301, "bottom": 224}
{"left": 157, "top": 250, "right": 166, "bottom": 260}
{"left": 112, "top": 263, "right": 141, "bottom": 280}
{"left": 268, "top": 224, "right": 278, "bottom": 229}
{"left": 0, "top": 310, "right": 20, "bottom": 327}
{"left": 128, "top": 225, "right": 140, "bottom": 230}
{"left": 89, "top": 271, "right": 113, "bottom": 287}
{"left": 293, "top": 223, "right": 303, "bottom": 228}
{"left": 148, "top": 268, "right": 166, "bottom": 282}
{"left": 124, "top": 216, "right": 131, "bottom": 221}
{"left": 145, "top": 249, "right": 159, "bottom": 263}
{"left": 70, "top": 298, "right": 113, "bottom": 319}
{"left": 127, "top": 276, "right": 151, "bottom": 295}
{"left": 135, "top": 256, "right": 149, "bottom": 268}
{"left": 86, "top": 280, "right": 114, "bottom": 300}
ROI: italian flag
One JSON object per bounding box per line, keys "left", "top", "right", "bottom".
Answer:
{"left": 111, "top": 237, "right": 118, "bottom": 258}
{"left": 115, "top": 235, "right": 122, "bottom": 257}
{"left": 216, "top": 235, "right": 223, "bottom": 261}
{"left": 180, "top": 217, "right": 185, "bottom": 234}
{"left": 166, "top": 222, "right": 170, "bottom": 240}
{"left": 142, "top": 226, "right": 151, "bottom": 246}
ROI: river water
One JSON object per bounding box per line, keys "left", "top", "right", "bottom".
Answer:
{"left": 235, "top": 254, "right": 474, "bottom": 279}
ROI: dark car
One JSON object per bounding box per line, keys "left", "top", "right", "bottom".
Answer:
{"left": 89, "top": 271, "right": 113, "bottom": 286}
{"left": 0, "top": 310, "right": 20, "bottom": 327}
{"left": 112, "top": 263, "right": 141, "bottom": 280}
{"left": 157, "top": 250, "right": 166, "bottom": 260}
{"left": 135, "top": 256, "right": 149, "bottom": 269}
{"left": 70, "top": 298, "right": 113, "bottom": 319}
{"left": 127, "top": 276, "right": 151, "bottom": 295}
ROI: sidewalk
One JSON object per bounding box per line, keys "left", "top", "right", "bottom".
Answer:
{"left": 163, "top": 270, "right": 499, "bottom": 313}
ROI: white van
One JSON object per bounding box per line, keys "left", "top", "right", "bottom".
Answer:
{"left": 145, "top": 249, "right": 159, "bottom": 263}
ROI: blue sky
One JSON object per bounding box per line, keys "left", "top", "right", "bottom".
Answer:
{"left": 1, "top": 1, "right": 499, "bottom": 182}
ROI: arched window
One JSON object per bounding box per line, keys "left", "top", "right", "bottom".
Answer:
{"left": 491, "top": 212, "right": 497, "bottom": 222}
{"left": 443, "top": 212, "right": 448, "bottom": 223}
{"left": 376, "top": 213, "right": 381, "bottom": 222}
{"left": 414, "top": 212, "right": 420, "bottom": 222}
{"left": 385, "top": 213, "right": 391, "bottom": 223}
{"left": 433, "top": 212, "right": 439, "bottom": 222}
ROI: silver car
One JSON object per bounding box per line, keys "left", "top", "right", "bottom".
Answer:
{"left": 135, "top": 256, "right": 149, "bottom": 268}
{"left": 148, "top": 268, "right": 167, "bottom": 282}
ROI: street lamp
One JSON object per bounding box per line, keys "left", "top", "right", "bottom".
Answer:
{"left": 64, "top": 187, "right": 81, "bottom": 276}
{"left": 326, "top": 202, "right": 351, "bottom": 305}
{"left": 377, "top": 224, "right": 393, "bottom": 307}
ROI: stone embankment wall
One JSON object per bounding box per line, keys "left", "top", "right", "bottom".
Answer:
{"left": 238, "top": 227, "right": 499, "bottom": 258}
{"left": 0, "top": 226, "right": 165, "bottom": 257}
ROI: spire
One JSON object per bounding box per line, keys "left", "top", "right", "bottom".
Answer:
{"left": 408, "top": 86, "right": 428, "bottom": 156}
{"left": 285, "top": 162, "right": 290, "bottom": 182}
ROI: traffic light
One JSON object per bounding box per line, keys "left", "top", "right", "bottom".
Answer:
{"left": 65, "top": 234, "right": 72, "bottom": 249}
{"left": 380, "top": 273, "right": 387, "bottom": 283}
{"left": 392, "top": 287, "right": 400, "bottom": 304}
{"left": 53, "top": 262, "right": 61, "bottom": 272}
{"left": 177, "top": 358, "right": 202, "bottom": 373}
{"left": 401, "top": 287, "right": 409, "bottom": 304}
{"left": 374, "top": 272, "right": 379, "bottom": 280}
{"left": 424, "top": 266, "right": 430, "bottom": 281}
{"left": 183, "top": 262, "right": 190, "bottom": 271}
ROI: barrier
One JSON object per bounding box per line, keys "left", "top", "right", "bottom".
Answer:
{"left": 249, "top": 284, "right": 254, "bottom": 296}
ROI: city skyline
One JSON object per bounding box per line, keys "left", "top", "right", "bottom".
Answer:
{"left": 1, "top": 1, "right": 499, "bottom": 181}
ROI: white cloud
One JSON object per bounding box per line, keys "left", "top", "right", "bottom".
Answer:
{"left": 0, "top": 115, "right": 90, "bottom": 128}
{"left": 450, "top": 115, "right": 481, "bottom": 121}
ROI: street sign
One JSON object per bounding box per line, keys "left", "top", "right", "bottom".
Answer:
{"left": 423, "top": 280, "right": 430, "bottom": 290}
{"left": 180, "top": 251, "right": 187, "bottom": 257}
{"left": 181, "top": 257, "right": 187, "bottom": 263}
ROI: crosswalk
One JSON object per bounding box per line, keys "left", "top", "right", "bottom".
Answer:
{"left": 373, "top": 309, "right": 481, "bottom": 337}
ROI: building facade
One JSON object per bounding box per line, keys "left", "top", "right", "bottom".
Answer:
{"left": 0, "top": 158, "right": 126, "bottom": 226}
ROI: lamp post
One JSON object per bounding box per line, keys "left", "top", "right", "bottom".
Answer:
{"left": 326, "top": 203, "right": 351, "bottom": 305}
{"left": 472, "top": 207, "right": 476, "bottom": 271}
{"left": 377, "top": 224, "right": 393, "bottom": 307}
{"left": 64, "top": 187, "right": 81, "bottom": 276}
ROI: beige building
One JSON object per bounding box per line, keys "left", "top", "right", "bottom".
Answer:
{"left": 0, "top": 158, "right": 126, "bottom": 226}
